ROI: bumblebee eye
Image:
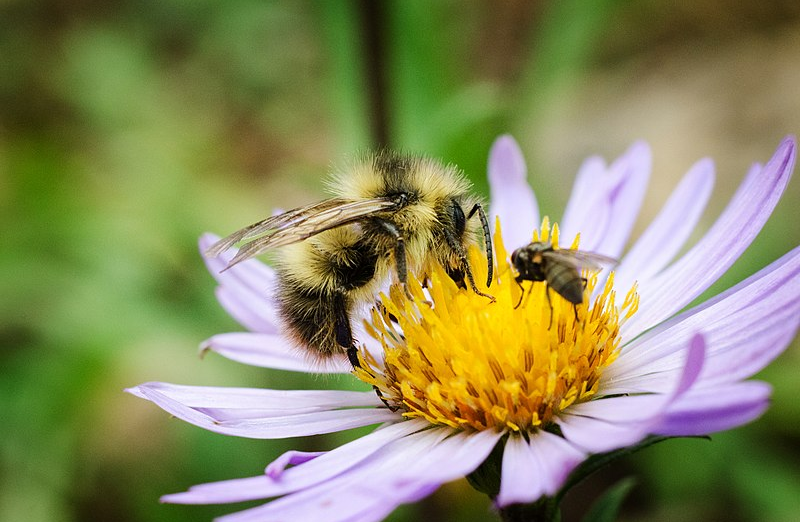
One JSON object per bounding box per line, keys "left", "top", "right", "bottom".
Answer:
{"left": 450, "top": 200, "right": 466, "bottom": 236}
{"left": 510, "top": 250, "right": 518, "bottom": 263}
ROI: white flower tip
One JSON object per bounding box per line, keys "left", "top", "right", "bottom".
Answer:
{"left": 489, "top": 134, "right": 526, "bottom": 182}
{"left": 618, "top": 140, "right": 653, "bottom": 172}
{"left": 691, "top": 157, "right": 715, "bottom": 176}
{"left": 125, "top": 383, "right": 160, "bottom": 399}
{"left": 685, "top": 158, "right": 716, "bottom": 195}
{"left": 197, "top": 340, "right": 212, "bottom": 359}
{"left": 123, "top": 385, "right": 142, "bottom": 397}
{"left": 775, "top": 135, "right": 797, "bottom": 168}
{"left": 160, "top": 493, "right": 187, "bottom": 504}
{"left": 199, "top": 232, "right": 221, "bottom": 253}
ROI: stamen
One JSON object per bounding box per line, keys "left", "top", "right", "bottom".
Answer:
{"left": 355, "top": 219, "right": 638, "bottom": 433}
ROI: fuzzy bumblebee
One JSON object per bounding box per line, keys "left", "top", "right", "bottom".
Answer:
{"left": 206, "top": 151, "right": 494, "bottom": 365}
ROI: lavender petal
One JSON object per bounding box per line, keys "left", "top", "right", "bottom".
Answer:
{"left": 495, "top": 431, "right": 585, "bottom": 506}
{"left": 128, "top": 382, "right": 378, "bottom": 410}
{"left": 608, "top": 245, "right": 800, "bottom": 391}
{"left": 655, "top": 381, "right": 772, "bottom": 436}
{"left": 201, "top": 332, "right": 352, "bottom": 373}
{"left": 623, "top": 136, "right": 796, "bottom": 339}
{"left": 161, "top": 419, "right": 430, "bottom": 504}
{"left": 614, "top": 158, "right": 715, "bottom": 292}
{"left": 134, "top": 385, "right": 397, "bottom": 439}
{"left": 488, "top": 135, "right": 540, "bottom": 249}
{"left": 561, "top": 142, "right": 651, "bottom": 257}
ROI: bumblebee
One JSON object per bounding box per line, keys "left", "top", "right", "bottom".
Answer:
{"left": 206, "top": 151, "right": 494, "bottom": 366}
{"left": 510, "top": 241, "right": 616, "bottom": 322}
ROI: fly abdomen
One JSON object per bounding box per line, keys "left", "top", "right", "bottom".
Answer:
{"left": 545, "top": 263, "right": 584, "bottom": 304}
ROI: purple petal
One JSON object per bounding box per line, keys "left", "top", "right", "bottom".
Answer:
{"left": 211, "top": 473, "right": 381, "bottom": 522}
{"left": 614, "top": 158, "right": 715, "bottom": 291}
{"left": 200, "top": 233, "right": 276, "bottom": 289}
{"left": 214, "top": 285, "right": 280, "bottom": 334}
{"left": 561, "top": 142, "right": 651, "bottom": 257}
{"left": 201, "top": 332, "right": 352, "bottom": 373}
{"left": 568, "top": 394, "right": 675, "bottom": 423}
{"left": 497, "top": 435, "right": 540, "bottom": 505}
{"left": 133, "top": 385, "right": 396, "bottom": 439}
{"left": 699, "top": 319, "right": 799, "bottom": 385}
{"left": 488, "top": 135, "right": 539, "bottom": 249}
{"left": 265, "top": 450, "right": 325, "bottom": 478}
{"left": 212, "top": 429, "right": 498, "bottom": 522}
{"left": 560, "top": 156, "right": 610, "bottom": 247}
{"left": 673, "top": 333, "right": 706, "bottom": 396}
{"left": 655, "top": 381, "right": 772, "bottom": 436}
{"left": 623, "top": 136, "right": 796, "bottom": 339}
{"left": 216, "top": 476, "right": 436, "bottom": 522}
{"left": 557, "top": 413, "right": 652, "bottom": 454}
{"left": 213, "top": 428, "right": 451, "bottom": 522}
{"left": 496, "top": 431, "right": 585, "bottom": 506}
{"left": 608, "top": 245, "right": 800, "bottom": 391}
{"left": 591, "top": 141, "right": 652, "bottom": 258}
{"left": 162, "top": 420, "right": 430, "bottom": 504}
{"left": 389, "top": 428, "right": 503, "bottom": 485}
{"left": 127, "top": 382, "right": 377, "bottom": 411}
{"left": 560, "top": 336, "right": 706, "bottom": 452}
{"left": 200, "top": 233, "right": 282, "bottom": 333}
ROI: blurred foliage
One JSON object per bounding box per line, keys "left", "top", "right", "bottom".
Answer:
{"left": 1, "top": 1, "right": 798, "bottom": 521}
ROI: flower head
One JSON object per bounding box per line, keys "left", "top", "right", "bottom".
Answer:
{"left": 129, "top": 135, "right": 799, "bottom": 521}
{"left": 356, "top": 218, "right": 635, "bottom": 434}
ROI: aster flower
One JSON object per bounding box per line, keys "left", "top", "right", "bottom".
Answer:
{"left": 129, "top": 135, "right": 799, "bottom": 522}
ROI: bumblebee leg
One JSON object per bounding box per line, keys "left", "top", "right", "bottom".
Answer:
{"left": 338, "top": 293, "right": 396, "bottom": 410}
{"left": 443, "top": 225, "right": 496, "bottom": 303}
{"left": 445, "top": 266, "right": 467, "bottom": 289}
{"left": 375, "top": 219, "right": 412, "bottom": 299}
{"left": 467, "top": 203, "right": 494, "bottom": 287}
{"left": 331, "top": 292, "right": 359, "bottom": 367}
{"left": 546, "top": 286, "right": 554, "bottom": 329}
{"left": 376, "top": 300, "right": 400, "bottom": 324}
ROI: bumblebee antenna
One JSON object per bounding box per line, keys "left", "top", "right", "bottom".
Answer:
{"left": 468, "top": 203, "right": 494, "bottom": 287}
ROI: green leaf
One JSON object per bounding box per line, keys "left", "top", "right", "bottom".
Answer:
{"left": 580, "top": 477, "right": 636, "bottom": 522}
{"left": 466, "top": 434, "right": 507, "bottom": 498}
{"left": 554, "top": 435, "right": 686, "bottom": 505}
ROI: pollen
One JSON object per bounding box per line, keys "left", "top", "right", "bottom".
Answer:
{"left": 355, "top": 218, "right": 639, "bottom": 433}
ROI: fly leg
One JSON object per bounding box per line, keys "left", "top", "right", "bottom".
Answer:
{"left": 514, "top": 277, "right": 526, "bottom": 309}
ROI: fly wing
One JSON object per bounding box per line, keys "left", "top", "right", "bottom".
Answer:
{"left": 205, "top": 197, "right": 396, "bottom": 270}
{"left": 542, "top": 249, "right": 618, "bottom": 273}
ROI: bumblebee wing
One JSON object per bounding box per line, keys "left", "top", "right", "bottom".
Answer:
{"left": 210, "top": 197, "right": 396, "bottom": 270}
{"left": 205, "top": 198, "right": 353, "bottom": 258}
{"left": 542, "top": 249, "right": 618, "bottom": 272}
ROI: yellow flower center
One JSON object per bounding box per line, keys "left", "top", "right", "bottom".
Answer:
{"left": 355, "top": 218, "right": 639, "bottom": 433}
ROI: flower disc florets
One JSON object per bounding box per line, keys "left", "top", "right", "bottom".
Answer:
{"left": 357, "top": 218, "right": 639, "bottom": 432}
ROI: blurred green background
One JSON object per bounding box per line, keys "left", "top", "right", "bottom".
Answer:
{"left": 1, "top": 1, "right": 799, "bottom": 521}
